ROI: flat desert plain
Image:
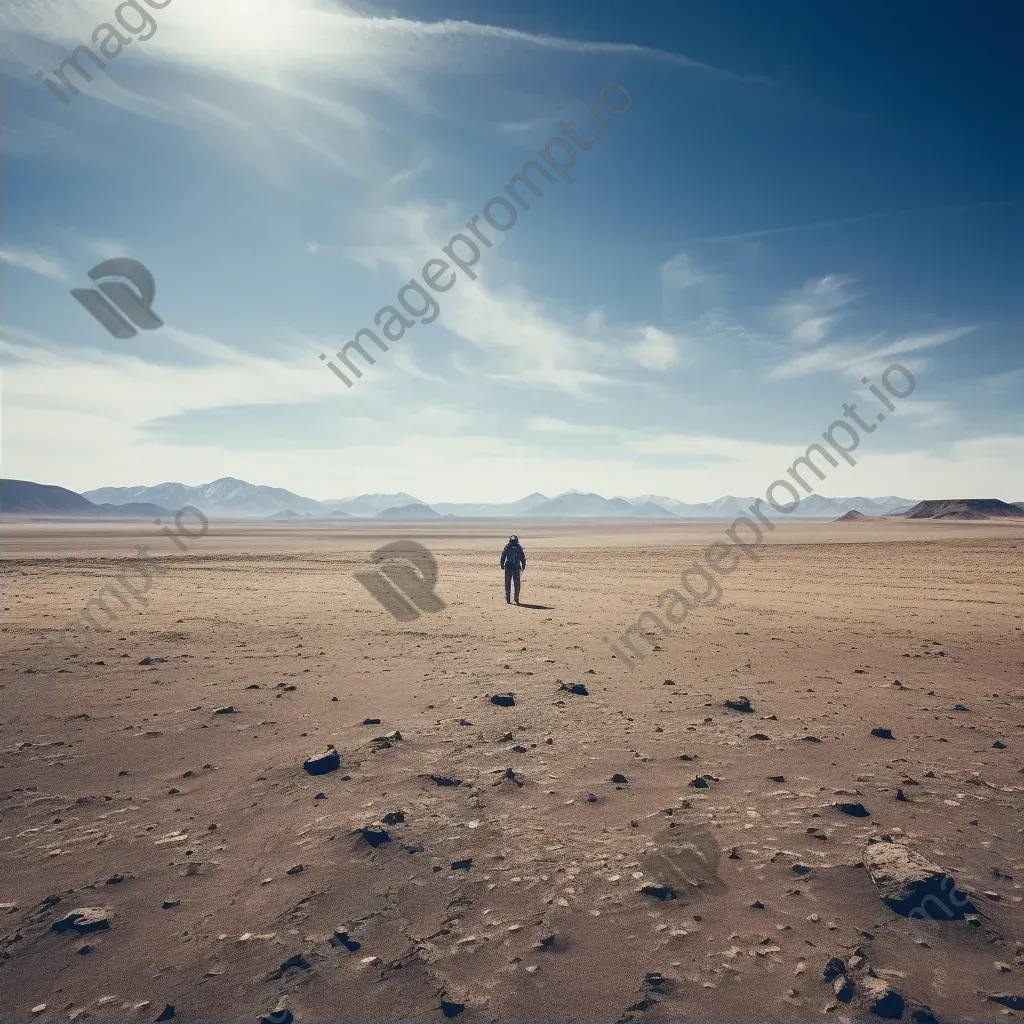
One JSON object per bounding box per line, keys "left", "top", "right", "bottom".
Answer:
{"left": 1, "top": 519, "right": 1022, "bottom": 1022}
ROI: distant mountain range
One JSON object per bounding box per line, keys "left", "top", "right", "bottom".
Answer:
{"left": 6, "top": 476, "right": 1021, "bottom": 521}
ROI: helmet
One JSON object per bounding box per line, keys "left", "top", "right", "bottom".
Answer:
{"left": 509, "top": 535, "right": 518, "bottom": 543}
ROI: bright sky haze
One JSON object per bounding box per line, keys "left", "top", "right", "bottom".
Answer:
{"left": 2, "top": 0, "right": 1021, "bottom": 502}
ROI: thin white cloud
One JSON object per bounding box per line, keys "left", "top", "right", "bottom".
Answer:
{"left": 772, "top": 274, "right": 854, "bottom": 346}
{"left": 769, "top": 326, "right": 973, "bottom": 381}
{"left": 0, "top": 246, "right": 67, "bottom": 281}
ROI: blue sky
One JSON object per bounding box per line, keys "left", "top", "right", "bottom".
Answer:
{"left": 2, "top": 0, "right": 1022, "bottom": 501}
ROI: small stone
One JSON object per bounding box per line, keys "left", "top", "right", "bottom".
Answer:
{"left": 988, "top": 994, "right": 1024, "bottom": 1011}
{"left": 430, "top": 775, "right": 463, "bottom": 787}
{"left": 362, "top": 718, "right": 381, "bottom": 725}
{"left": 360, "top": 827, "right": 390, "bottom": 848}
{"left": 441, "top": 999, "right": 465, "bottom": 1018}
{"left": 792, "top": 864, "right": 811, "bottom": 875}
{"left": 611, "top": 773, "right": 629, "bottom": 784}
{"left": 993, "top": 740, "right": 1007, "bottom": 749}
{"left": 802, "top": 735, "right": 822, "bottom": 743}
{"left": 286, "top": 864, "right": 305, "bottom": 875}
{"left": 769, "top": 775, "right": 785, "bottom": 782}
{"left": 451, "top": 858, "right": 472, "bottom": 870}
{"left": 750, "top": 900, "right": 765, "bottom": 910}
{"left": 862, "top": 976, "right": 904, "bottom": 1019}
{"left": 490, "top": 693, "right": 515, "bottom": 707}
{"left": 381, "top": 810, "right": 405, "bottom": 825}
{"left": 724, "top": 696, "right": 753, "bottom": 713}
{"left": 161, "top": 899, "right": 180, "bottom": 909}
{"left": 52, "top": 907, "right": 112, "bottom": 934}
{"left": 823, "top": 957, "right": 846, "bottom": 981}
{"left": 560, "top": 683, "right": 589, "bottom": 695}
{"left": 689, "top": 777, "right": 709, "bottom": 789}
{"left": 641, "top": 884, "right": 677, "bottom": 901}
{"left": 330, "top": 929, "right": 361, "bottom": 951}
{"left": 833, "top": 976, "right": 855, "bottom": 1003}
{"left": 896, "top": 789, "right": 908, "bottom": 802}
{"left": 213, "top": 705, "right": 237, "bottom": 715}
{"left": 834, "top": 802, "right": 870, "bottom": 817}
{"left": 870, "top": 727, "right": 894, "bottom": 739}
{"left": 154, "top": 1006, "right": 175, "bottom": 1022}
{"left": 303, "top": 748, "right": 340, "bottom": 776}
{"left": 31, "top": 1005, "right": 47, "bottom": 1016}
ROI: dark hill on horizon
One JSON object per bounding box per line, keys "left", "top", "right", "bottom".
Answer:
{"left": 901, "top": 498, "right": 1024, "bottom": 520}
{"left": 1, "top": 479, "right": 173, "bottom": 518}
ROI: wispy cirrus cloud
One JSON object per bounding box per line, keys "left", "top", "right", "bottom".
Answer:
{"left": 768, "top": 326, "right": 974, "bottom": 381}
{"left": 0, "top": 246, "right": 67, "bottom": 281}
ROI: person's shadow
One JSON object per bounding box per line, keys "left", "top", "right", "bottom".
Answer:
{"left": 515, "top": 602, "right": 554, "bottom": 610}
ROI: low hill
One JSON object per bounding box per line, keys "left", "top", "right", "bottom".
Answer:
{"left": 835, "top": 510, "right": 869, "bottom": 522}
{"left": 374, "top": 502, "right": 443, "bottom": 520}
{"left": 901, "top": 498, "right": 1024, "bottom": 521}
{"left": 267, "top": 509, "right": 308, "bottom": 519}
{"left": 98, "top": 502, "right": 176, "bottom": 518}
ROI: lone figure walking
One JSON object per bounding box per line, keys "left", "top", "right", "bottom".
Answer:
{"left": 500, "top": 534, "right": 527, "bottom": 605}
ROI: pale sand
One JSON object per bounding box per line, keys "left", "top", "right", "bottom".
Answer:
{"left": 1, "top": 519, "right": 1022, "bottom": 1021}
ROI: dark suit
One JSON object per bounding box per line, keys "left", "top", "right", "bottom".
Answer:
{"left": 500, "top": 541, "right": 526, "bottom": 602}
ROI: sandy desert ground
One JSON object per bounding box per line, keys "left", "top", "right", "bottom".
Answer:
{"left": 1, "top": 518, "right": 1022, "bottom": 1022}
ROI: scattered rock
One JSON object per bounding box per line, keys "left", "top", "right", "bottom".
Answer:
{"left": 769, "top": 775, "right": 785, "bottom": 782}
{"left": 451, "top": 858, "right": 472, "bottom": 870}
{"left": 154, "top": 1006, "right": 175, "bottom": 1022}
{"left": 362, "top": 718, "right": 381, "bottom": 725}
{"left": 834, "top": 802, "right": 870, "bottom": 817}
{"left": 641, "top": 884, "right": 677, "bottom": 901}
{"left": 559, "top": 683, "right": 589, "bottom": 695}
{"left": 689, "top": 777, "right": 709, "bottom": 789}
{"left": 260, "top": 1010, "right": 293, "bottom": 1024}
{"left": 833, "top": 976, "right": 855, "bottom": 1003}
{"left": 303, "top": 748, "right": 340, "bottom": 776}
{"left": 993, "top": 740, "right": 1007, "bottom": 749}
{"left": 862, "top": 839, "right": 978, "bottom": 918}
{"left": 870, "top": 727, "right": 894, "bottom": 739}
{"left": 441, "top": 999, "right": 465, "bottom": 1018}
{"left": 360, "top": 827, "right": 391, "bottom": 848}
{"left": 611, "top": 773, "right": 629, "bottom": 784}
{"left": 802, "top": 735, "right": 822, "bottom": 743}
{"left": 139, "top": 657, "right": 167, "bottom": 666}
{"left": 286, "top": 864, "right": 305, "bottom": 875}
{"left": 862, "top": 976, "right": 905, "bottom": 1019}
{"left": 381, "top": 811, "right": 405, "bottom": 825}
{"left": 330, "top": 929, "right": 361, "bottom": 951}
{"left": 823, "top": 957, "right": 846, "bottom": 981}
{"left": 490, "top": 693, "right": 515, "bottom": 707}
{"left": 724, "top": 696, "right": 754, "bottom": 713}
{"left": 161, "top": 899, "right": 180, "bottom": 909}
{"left": 429, "top": 775, "right": 463, "bottom": 787}
{"left": 988, "top": 994, "right": 1024, "bottom": 1011}
{"left": 749, "top": 733, "right": 770, "bottom": 741}
{"left": 750, "top": 900, "right": 765, "bottom": 910}
{"left": 213, "top": 705, "right": 237, "bottom": 715}
{"left": 373, "top": 730, "right": 402, "bottom": 743}
{"left": 52, "top": 907, "right": 112, "bottom": 934}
